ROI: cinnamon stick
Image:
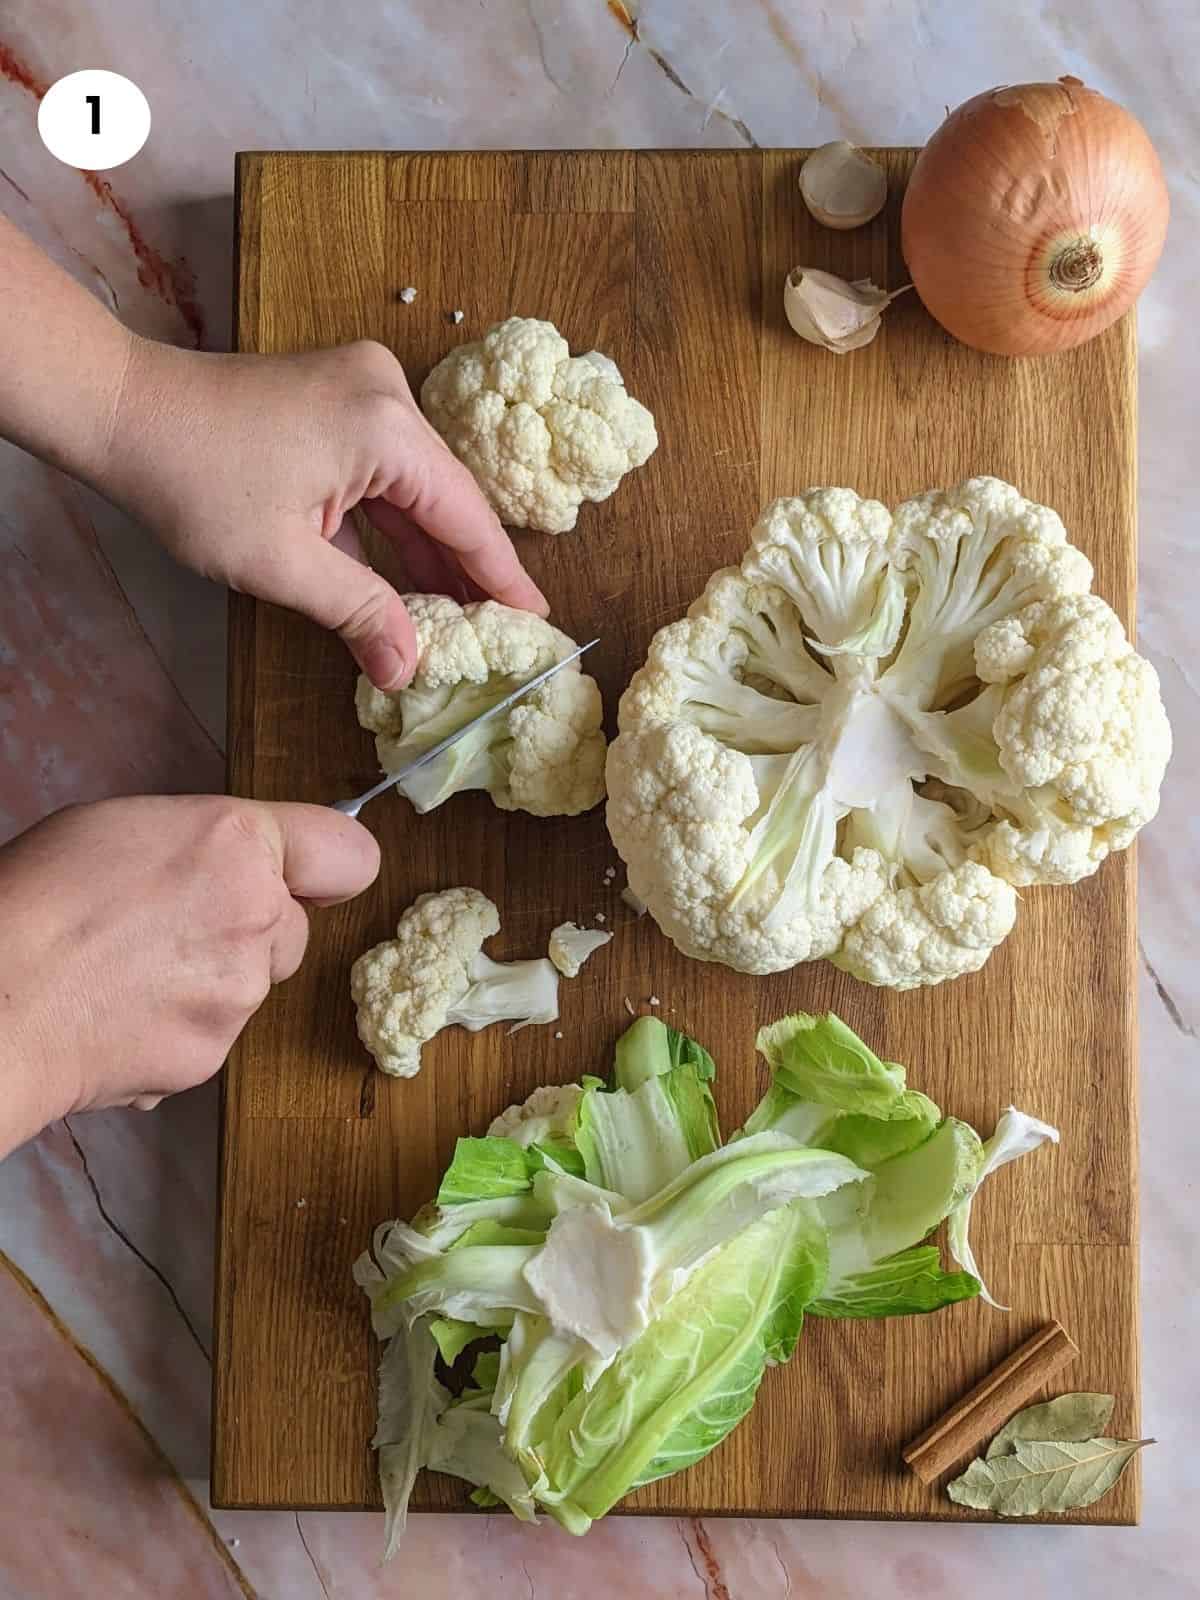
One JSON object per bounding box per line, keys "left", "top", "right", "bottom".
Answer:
{"left": 902, "top": 1319, "right": 1078, "bottom": 1484}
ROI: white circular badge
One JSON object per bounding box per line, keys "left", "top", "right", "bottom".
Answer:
{"left": 37, "top": 70, "right": 151, "bottom": 172}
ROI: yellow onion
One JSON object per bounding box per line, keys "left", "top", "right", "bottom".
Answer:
{"left": 901, "top": 77, "right": 1168, "bottom": 356}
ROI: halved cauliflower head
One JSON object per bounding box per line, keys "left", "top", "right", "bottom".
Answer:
{"left": 356, "top": 594, "right": 606, "bottom": 817}
{"left": 420, "top": 317, "right": 657, "bottom": 534}
{"left": 606, "top": 476, "right": 1170, "bottom": 988}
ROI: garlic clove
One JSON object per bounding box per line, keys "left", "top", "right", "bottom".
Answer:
{"left": 799, "top": 141, "right": 887, "bottom": 230}
{"left": 784, "top": 268, "right": 906, "bottom": 353}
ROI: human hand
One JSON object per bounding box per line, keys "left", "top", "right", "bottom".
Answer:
{"left": 98, "top": 336, "right": 548, "bottom": 690}
{"left": 0, "top": 795, "right": 378, "bottom": 1158}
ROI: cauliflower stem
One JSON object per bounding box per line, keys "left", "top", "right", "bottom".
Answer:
{"left": 450, "top": 953, "right": 560, "bottom": 1034}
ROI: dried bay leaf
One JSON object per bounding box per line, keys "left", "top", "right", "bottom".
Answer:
{"left": 986, "top": 1392, "right": 1116, "bottom": 1458}
{"left": 948, "top": 1436, "right": 1151, "bottom": 1517}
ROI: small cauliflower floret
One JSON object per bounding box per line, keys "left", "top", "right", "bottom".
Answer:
{"left": 619, "top": 608, "right": 820, "bottom": 756}
{"left": 982, "top": 594, "right": 1170, "bottom": 824}
{"left": 420, "top": 317, "right": 657, "bottom": 534}
{"left": 487, "top": 1083, "right": 584, "bottom": 1145}
{"left": 505, "top": 670, "right": 608, "bottom": 816}
{"left": 742, "top": 489, "right": 904, "bottom": 656}
{"left": 355, "top": 595, "right": 605, "bottom": 818}
{"left": 835, "top": 861, "right": 1018, "bottom": 990}
{"left": 889, "top": 476, "right": 1093, "bottom": 707}
{"left": 970, "top": 593, "right": 1172, "bottom": 885}
{"left": 548, "top": 922, "right": 613, "bottom": 978}
{"left": 351, "top": 888, "right": 560, "bottom": 1078}
{"left": 606, "top": 476, "right": 1171, "bottom": 988}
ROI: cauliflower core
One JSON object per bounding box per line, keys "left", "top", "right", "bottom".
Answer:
{"left": 351, "top": 887, "right": 560, "bottom": 1077}
{"left": 356, "top": 595, "right": 606, "bottom": 817}
{"left": 420, "top": 317, "right": 658, "bottom": 534}
{"left": 606, "top": 477, "right": 1171, "bottom": 989}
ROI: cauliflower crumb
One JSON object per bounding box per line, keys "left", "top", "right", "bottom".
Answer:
{"left": 595, "top": 912, "right": 607, "bottom": 924}
{"left": 449, "top": 309, "right": 464, "bottom": 323}
{"left": 548, "top": 921, "right": 612, "bottom": 978}
{"left": 296, "top": 1198, "right": 307, "bottom": 1209}
{"left": 623, "top": 997, "right": 636, "bottom": 1017}
{"left": 399, "top": 286, "right": 417, "bottom": 304}
{"left": 554, "top": 1030, "right": 564, "bottom": 1040}
{"left": 649, "top": 995, "right": 661, "bottom": 1007}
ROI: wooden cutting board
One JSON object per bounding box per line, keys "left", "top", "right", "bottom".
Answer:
{"left": 214, "top": 150, "right": 1139, "bottom": 1522}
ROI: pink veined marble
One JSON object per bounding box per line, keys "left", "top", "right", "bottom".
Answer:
{"left": 1, "top": 1, "right": 1197, "bottom": 1596}
{"left": 0, "top": 1257, "right": 247, "bottom": 1599}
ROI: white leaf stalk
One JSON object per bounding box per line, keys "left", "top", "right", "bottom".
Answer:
{"left": 947, "top": 1106, "right": 1060, "bottom": 1307}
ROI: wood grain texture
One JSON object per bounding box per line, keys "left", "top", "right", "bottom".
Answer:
{"left": 214, "top": 150, "right": 1140, "bottom": 1522}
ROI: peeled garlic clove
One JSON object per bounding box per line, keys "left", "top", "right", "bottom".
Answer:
{"left": 784, "top": 268, "right": 898, "bottom": 353}
{"left": 799, "top": 142, "right": 887, "bottom": 230}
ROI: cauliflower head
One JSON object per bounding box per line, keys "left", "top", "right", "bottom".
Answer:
{"left": 351, "top": 887, "right": 560, "bottom": 1077}
{"left": 356, "top": 594, "right": 606, "bottom": 817}
{"left": 420, "top": 317, "right": 658, "bottom": 534}
{"left": 606, "top": 476, "right": 1170, "bottom": 988}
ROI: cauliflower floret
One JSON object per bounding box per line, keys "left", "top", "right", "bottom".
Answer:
{"left": 606, "top": 723, "right": 887, "bottom": 975}
{"left": 835, "top": 861, "right": 1017, "bottom": 990}
{"left": 421, "top": 317, "right": 657, "bottom": 534}
{"left": 618, "top": 610, "right": 819, "bottom": 756}
{"left": 351, "top": 888, "right": 559, "bottom": 1078}
{"left": 982, "top": 594, "right": 1171, "bottom": 825}
{"left": 978, "top": 817, "right": 1107, "bottom": 889}
{"left": 547, "top": 922, "right": 613, "bottom": 978}
{"left": 355, "top": 595, "right": 606, "bottom": 817}
{"left": 505, "top": 670, "right": 608, "bottom": 817}
{"left": 743, "top": 488, "right": 901, "bottom": 653}
{"left": 969, "top": 593, "right": 1172, "bottom": 884}
{"left": 487, "top": 1083, "right": 584, "bottom": 1144}
{"left": 889, "top": 476, "right": 1094, "bottom": 707}
{"left": 605, "top": 477, "right": 1170, "bottom": 988}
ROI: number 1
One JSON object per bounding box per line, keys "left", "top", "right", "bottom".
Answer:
{"left": 85, "top": 94, "right": 100, "bottom": 135}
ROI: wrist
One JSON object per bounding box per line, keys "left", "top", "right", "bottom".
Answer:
{"left": 0, "top": 894, "right": 80, "bottom": 1158}
{"left": 86, "top": 331, "right": 178, "bottom": 520}
{"left": 0, "top": 1016, "right": 73, "bottom": 1161}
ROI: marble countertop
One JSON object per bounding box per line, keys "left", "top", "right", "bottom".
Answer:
{"left": 1, "top": 2, "right": 1196, "bottom": 1595}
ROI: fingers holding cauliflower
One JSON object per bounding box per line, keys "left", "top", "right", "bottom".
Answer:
{"left": 420, "top": 317, "right": 657, "bottom": 534}
{"left": 605, "top": 476, "right": 1171, "bottom": 989}
{"left": 355, "top": 594, "right": 606, "bottom": 818}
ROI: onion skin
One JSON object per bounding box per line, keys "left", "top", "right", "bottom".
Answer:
{"left": 901, "top": 78, "right": 1169, "bottom": 356}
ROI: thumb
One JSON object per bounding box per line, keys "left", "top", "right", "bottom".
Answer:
{"left": 251, "top": 800, "right": 382, "bottom": 905}
{"left": 278, "top": 538, "right": 418, "bottom": 691}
